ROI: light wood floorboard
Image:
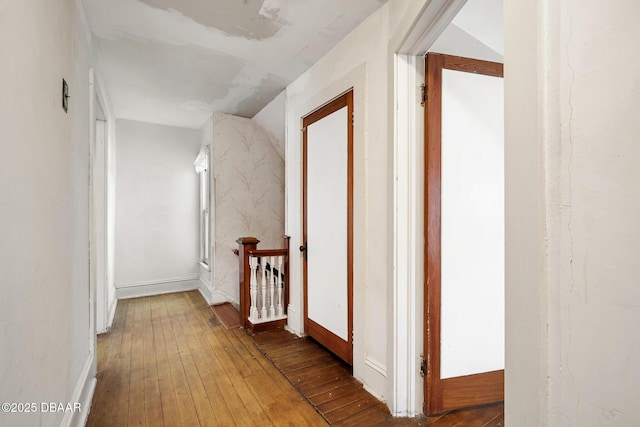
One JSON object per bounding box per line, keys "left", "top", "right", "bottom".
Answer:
{"left": 87, "top": 291, "right": 327, "bottom": 427}
{"left": 88, "top": 291, "right": 503, "bottom": 426}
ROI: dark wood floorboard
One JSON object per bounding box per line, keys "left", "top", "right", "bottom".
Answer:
{"left": 210, "top": 302, "right": 241, "bottom": 329}
{"left": 249, "top": 328, "right": 504, "bottom": 426}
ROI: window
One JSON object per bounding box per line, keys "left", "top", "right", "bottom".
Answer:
{"left": 195, "top": 147, "right": 210, "bottom": 266}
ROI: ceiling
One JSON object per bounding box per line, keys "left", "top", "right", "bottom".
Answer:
{"left": 430, "top": 0, "right": 503, "bottom": 62}
{"left": 82, "top": 0, "right": 387, "bottom": 129}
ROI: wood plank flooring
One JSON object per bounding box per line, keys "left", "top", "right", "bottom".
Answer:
{"left": 87, "top": 291, "right": 503, "bottom": 426}
{"left": 87, "top": 291, "right": 326, "bottom": 426}
{"left": 250, "top": 329, "right": 504, "bottom": 426}
{"left": 210, "top": 302, "right": 241, "bottom": 329}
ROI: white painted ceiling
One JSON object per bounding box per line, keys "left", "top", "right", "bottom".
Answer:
{"left": 430, "top": 0, "right": 503, "bottom": 62}
{"left": 82, "top": 0, "right": 386, "bottom": 129}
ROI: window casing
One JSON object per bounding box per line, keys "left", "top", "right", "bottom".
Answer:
{"left": 198, "top": 150, "right": 210, "bottom": 266}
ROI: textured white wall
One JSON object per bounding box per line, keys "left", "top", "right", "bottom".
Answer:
{"left": 115, "top": 120, "right": 201, "bottom": 291}
{"left": 0, "top": 0, "right": 97, "bottom": 425}
{"left": 506, "top": 0, "right": 640, "bottom": 425}
{"left": 212, "top": 113, "right": 285, "bottom": 303}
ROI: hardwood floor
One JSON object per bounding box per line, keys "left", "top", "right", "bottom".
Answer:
{"left": 87, "top": 291, "right": 326, "bottom": 426}
{"left": 250, "top": 329, "right": 504, "bottom": 426}
{"left": 210, "top": 302, "right": 241, "bottom": 329}
{"left": 87, "top": 291, "right": 503, "bottom": 426}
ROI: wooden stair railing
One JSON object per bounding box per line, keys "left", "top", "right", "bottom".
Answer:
{"left": 236, "top": 236, "right": 290, "bottom": 332}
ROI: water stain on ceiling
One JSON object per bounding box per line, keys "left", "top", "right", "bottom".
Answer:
{"left": 97, "top": 38, "right": 245, "bottom": 101}
{"left": 82, "top": 0, "right": 388, "bottom": 129}
{"left": 137, "top": 0, "right": 283, "bottom": 40}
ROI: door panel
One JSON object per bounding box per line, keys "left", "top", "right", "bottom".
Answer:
{"left": 302, "top": 91, "right": 353, "bottom": 365}
{"left": 440, "top": 68, "right": 505, "bottom": 379}
{"left": 307, "top": 107, "right": 349, "bottom": 340}
{"left": 424, "top": 53, "right": 504, "bottom": 414}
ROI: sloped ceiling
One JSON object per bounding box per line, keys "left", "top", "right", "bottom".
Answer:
{"left": 82, "top": 0, "right": 386, "bottom": 129}
{"left": 430, "top": 0, "right": 503, "bottom": 62}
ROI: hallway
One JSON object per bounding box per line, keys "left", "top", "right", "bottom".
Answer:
{"left": 86, "top": 291, "right": 325, "bottom": 426}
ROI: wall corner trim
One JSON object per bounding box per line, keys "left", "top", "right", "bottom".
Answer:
{"left": 198, "top": 280, "right": 215, "bottom": 305}
{"left": 61, "top": 353, "right": 96, "bottom": 427}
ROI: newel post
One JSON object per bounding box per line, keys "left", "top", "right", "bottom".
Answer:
{"left": 237, "top": 237, "right": 260, "bottom": 329}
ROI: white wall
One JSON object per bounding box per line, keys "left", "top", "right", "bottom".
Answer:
{"left": 115, "top": 120, "right": 201, "bottom": 298}
{"left": 252, "top": 90, "right": 286, "bottom": 159}
{"left": 505, "top": 0, "right": 640, "bottom": 425}
{"left": 0, "top": 0, "right": 98, "bottom": 425}
{"left": 212, "top": 113, "right": 285, "bottom": 303}
{"left": 285, "top": 0, "right": 434, "bottom": 407}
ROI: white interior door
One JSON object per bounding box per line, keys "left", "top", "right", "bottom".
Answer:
{"left": 424, "top": 53, "right": 504, "bottom": 414}
{"left": 303, "top": 91, "right": 353, "bottom": 364}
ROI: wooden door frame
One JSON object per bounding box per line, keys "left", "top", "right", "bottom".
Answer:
{"left": 302, "top": 90, "right": 354, "bottom": 365}
{"left": 424, "top": 53, "right": 504, "bottom": 414}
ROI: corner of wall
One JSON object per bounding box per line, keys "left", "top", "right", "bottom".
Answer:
{"left": 61, "top": 353, "right": 96, "bottom": 427}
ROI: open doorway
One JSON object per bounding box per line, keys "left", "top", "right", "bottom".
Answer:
{"left": 90, "top": 69, "right": 116, "bottom": 338}
{"left": 392, "top": 0, "right": 503, "bottom": 416}
{"left": 422, "top": 0, "right": 504, "bottom": 415}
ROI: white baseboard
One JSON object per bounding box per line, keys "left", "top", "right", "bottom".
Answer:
{"left": 107, "top": 298, "right": 117, "bottom": 329}
{"left": 61, "top": 353, "right": 96, "bottom": 427}
{"left": 363, "top": 382, "right": 386, "bottom": 405}
{"left": 198, "top": 279, "right": 214, "bottom": 304}
{"left": 97, "top": 297, "right": 118, "bottom": 334}
{"left": 285, "top": 305, "right": 303, "bottom": 335}
{"left": 211, "top": 289, "right": 238, "bottom": 305}
{"left": 116, "top": 277, "right": 199, "bottom": 299}
{"left": 197, "top": 278, "right": 239, "bottom": 306}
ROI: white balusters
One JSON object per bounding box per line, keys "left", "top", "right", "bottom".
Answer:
{"left": 260, "top": 258, "right": 268, "bottom": 319}
{"left": 276, "top": 256, "right": 283, "bottom": 317}
{"left": 247, "top": 254, "right": 287, "bottom": 325}
{"left": 268, "top": 256, "right": 276, "bottom": 318}
{"left": 249, "top": 257, "right": 259, "bottom": 322}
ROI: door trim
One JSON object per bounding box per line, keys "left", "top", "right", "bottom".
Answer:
{"left": 424, "top": 53, "right": 504, "bottom": 414}
{"left": 302, "top": 90, "right": 354, "bottom": 365}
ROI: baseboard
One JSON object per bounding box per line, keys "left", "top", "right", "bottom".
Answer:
{"left": 116, "top": 277, "right": 199, "bottom": 299}
{"left": 198, "top": 279, "right": 214, "bottom": 305}
{"left": 285, "top": 305, "right": 303, "bottom": 335}
{"left": 211, "top": 289, "right": 238, "bottom": 305}
{"left": 197, "top": 278, "right": 239, "bottom": 306}
{"left": 97, "top": 297, "right": 118, "bottom": 334}
{"left": 363, "top": 382, "right": 386, "bottom": 405}
{"left": 61, "top": 353, "right": 96, "bottom": 427}
{"left": 107, "top": 298, "right": 117, "bottom": 329}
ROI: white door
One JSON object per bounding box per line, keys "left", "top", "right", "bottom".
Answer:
{"left": 424, "top": 53, "right": 504, "bottom": 414}
{"left": 302, "top": 91, "right": 353, "bottom": 364}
